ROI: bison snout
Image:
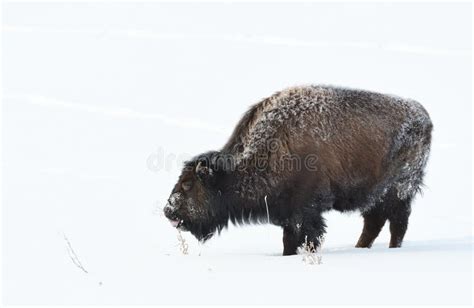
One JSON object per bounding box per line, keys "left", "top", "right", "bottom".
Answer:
{"left": 163, "top": 205, "right": 181, "bottom": 227}
{"left": 163, "top": 204, "right": 176, "bottom": 219}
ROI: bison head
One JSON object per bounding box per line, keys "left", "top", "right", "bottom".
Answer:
{"left": 163, "top": 151, "right": 231, "bottom": 241}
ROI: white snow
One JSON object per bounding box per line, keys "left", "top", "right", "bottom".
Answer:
{"left": 2, "top": 2, "right": 472, "bottom": 305}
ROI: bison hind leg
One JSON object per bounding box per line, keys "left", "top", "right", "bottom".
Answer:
{"left": 387, "top": 194, "right": 412, "bottom": 248}
{"left": 356, "top": 188, "right": 413, "bottom": 249}
{"left": 356, "top": 202, "right": 388, "bottom": 248}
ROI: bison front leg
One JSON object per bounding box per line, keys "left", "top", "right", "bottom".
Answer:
{"left": 282, "top": 226, "right": 300, "bottom": 256}
{"left": 282, "top": 210, "right": 326, "bottom": 256}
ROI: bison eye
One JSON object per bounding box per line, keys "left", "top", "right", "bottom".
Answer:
{"left": 182, "top": 181, "right": 192, "bottom": 191}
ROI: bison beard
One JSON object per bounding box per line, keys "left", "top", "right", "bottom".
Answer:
{"left": 164, "top": 85, "right": 432, "bottom": 255}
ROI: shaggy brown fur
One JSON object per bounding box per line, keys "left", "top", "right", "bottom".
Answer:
{"left": 164, "top": 85, "right": 432, "bottom": 255}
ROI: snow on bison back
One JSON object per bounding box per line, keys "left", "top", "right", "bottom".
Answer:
{"left": 164, "top": 85, "right": 433, "bottom": 255}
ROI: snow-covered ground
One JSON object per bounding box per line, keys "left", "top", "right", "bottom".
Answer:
{"left": 2, "top": 2, "right": 472, "bottom": 305}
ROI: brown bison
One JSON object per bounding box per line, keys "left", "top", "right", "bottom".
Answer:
{"left": 164, "top": 85, "right": 432, "bottom": 255}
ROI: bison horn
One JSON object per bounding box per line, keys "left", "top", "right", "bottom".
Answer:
{"left": 195, "top": 161, "right": 202, "bottom": 173}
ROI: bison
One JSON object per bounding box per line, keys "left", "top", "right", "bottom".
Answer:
{"left": 164, "top": 85, "right": 432, "bottom": 255}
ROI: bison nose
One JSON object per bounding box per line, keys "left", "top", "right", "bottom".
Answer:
{"left": 164, "top": 204, "right": 178, "bottom": 220}
{"left": 163, "top": 205, "right": 173, "bottom": 218}
{"left": 164, "top": 205, "right": 181, "bottom": 228}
